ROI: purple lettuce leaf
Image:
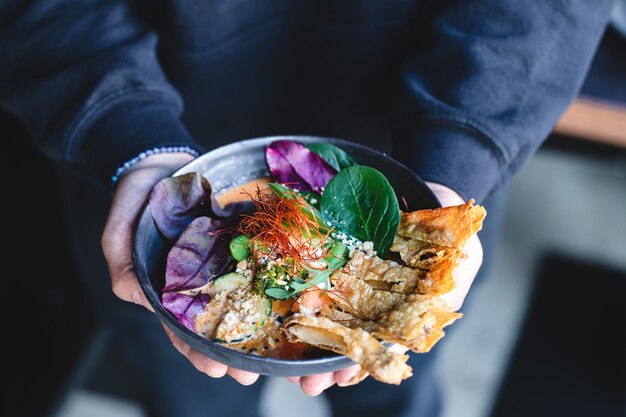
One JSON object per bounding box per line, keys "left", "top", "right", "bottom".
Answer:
{"left": 149, "top": 172, "right": 210, "bottom": 241}
{"left": 149, "top": 172, "right": 239, "bottom": 241}
{"left": 266, "top": 147, "right": 312, "bottom": 192}
{"left": 162, "top": 292, "right": 211, "bottom": 331}
{"left": 266, "top": 140, "right": 337, "bottom": 193}
{"left": 163, "top": 216, "right": 233, "bottom": 292}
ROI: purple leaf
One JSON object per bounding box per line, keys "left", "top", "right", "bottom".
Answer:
{"left": 149, "top": 172, "right": 236, "bottom": 241}
{"left": 162, "top": 292, "right": 211, "bottom": 331}
{"left": 267, "top": 140, "right": 337, "bottom": 193}
{"left": 164, "top": 216, "right": 232, "bottom": 292}
{"left": 266, "top": 147, "right": 312, "bottom": 192}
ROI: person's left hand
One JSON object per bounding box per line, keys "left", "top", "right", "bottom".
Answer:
{"left": 286, "top": 182, "right": 483, "bottom": 396}
{"left": 101, "top": 152, "right": 260, "bottom": 386}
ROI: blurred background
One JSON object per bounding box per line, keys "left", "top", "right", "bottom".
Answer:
{"left": 2, "top": 23, "right": 625, "bottom": 417}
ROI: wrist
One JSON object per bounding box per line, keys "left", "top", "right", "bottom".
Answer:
{"left": 114, "top": 153, "right": 197, "bottom": 202}
{"left": 113, "top": 146, "right": 199, "bottom": 187}
{"left": 127, "top": 152, "right": 195, "bottom": 173}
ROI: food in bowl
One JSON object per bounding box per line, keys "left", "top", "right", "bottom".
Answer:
{"left": 148, "top": 140, "right": 486, "bottom": 384}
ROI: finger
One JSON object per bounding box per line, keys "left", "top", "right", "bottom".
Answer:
{"left": 162, "top": 324, "right": 192, "bottom": 356}
{"left": 162, "top": 324, "right": 228, "bottom": 378}
{"left": 101, "top": 182, "right": 148, "bottom": 264}
{"left": 101, "top": 219, "right": 136, "bottom": 302}
{"left": 187, "top": 348, "right": 228, "bottom": 378}
{"left": 344, "top": 369, "right": 369, "bottom": 386}
{"left": 227, "top": 367, "right": 260, "bottom": 385}
{"left": 334, "top": 364, "right": 361, "bottom": 387}
{"left": 287, "top": 376, "right": 301, "bottom": 383}
{"left": 102, "top": 202, "right": 148, "bottom": 308}
{"left": 104, "top": 259, "right": 153, "bottom": 311}
{"left": 440, "top": 234, "right": 483, "bottom": 311}
{"left": 300, "top": 372, "right": 335, "bottom": 396}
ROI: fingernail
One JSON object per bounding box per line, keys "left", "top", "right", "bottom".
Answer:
{"left": 336, "top": 376, "right": 353, "bottom": 387}
{"left": 133, "top": 290, "right": 154, "bottom": 312}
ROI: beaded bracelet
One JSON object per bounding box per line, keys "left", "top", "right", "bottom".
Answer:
{"left": 111, "top": 146, "right": 201, "bottom": 187}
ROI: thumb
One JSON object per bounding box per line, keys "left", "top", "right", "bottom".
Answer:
{"left": 102, "top": 153, "right": 195, "bottom": 311}
{"left": 109, "top": 261, "right": 154, "bottom": 312}
{"left": 102, "top": 220, "right": 154, "bottom": 312}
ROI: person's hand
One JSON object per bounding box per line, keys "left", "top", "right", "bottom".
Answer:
{"left": 287, "top": 181, "right": 483, "bottom": 395}
{"left": 101, "top": 152, "right": 259, "bottom": 386}
{"left": 425, "top": 181, "right": 484, "bottom": 311}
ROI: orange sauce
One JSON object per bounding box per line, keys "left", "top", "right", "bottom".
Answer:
{"left": 265, "top": 340, "right": 316, "bottom": 360}
{"left": 272, "top": 299, "right": 295, "bottom": 317}
{"left": 215, "top": 178, "right": 271, "bottom": 206}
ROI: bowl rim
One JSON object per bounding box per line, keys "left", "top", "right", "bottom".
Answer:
{"left": 133, "top": 135, "right": 440, "bottom": 373}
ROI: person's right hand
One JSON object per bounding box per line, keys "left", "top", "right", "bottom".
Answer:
{"left": 101, "top": 152, "right": 259, "bottom": 386}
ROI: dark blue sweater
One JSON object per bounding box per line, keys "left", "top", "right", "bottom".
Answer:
{"left": 0, "top": 0, "right": 615, "bottom": 200}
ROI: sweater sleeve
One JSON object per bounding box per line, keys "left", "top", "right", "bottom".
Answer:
{"left": 392, "top": 0, "right": 615, "bottom": 201}
{"left": 0, "top": 0, "right": 202, "bottom": 187}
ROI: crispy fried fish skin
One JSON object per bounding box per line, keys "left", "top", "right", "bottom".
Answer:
{"left": 372, "top": 295, "right": 462, "bottom": 353}
{"left": 343, "top": 251, "right": 424, "bottom": 294}
{"left": 319, "top": 304, "right": 375, "bottom": 331}
{"left": 283, "top": 315, "right": 413, "bottom": 384}
{"left": 417, "top": 251, "right": 461, "bottom": 295}
{"left": 390, "top": 235, "right": 453, "bottom": 269}
{"left": 396, "top": 200, "right": 486, "bottom": 248}
{"left": 329, "top": 271, "right": 403, "bottom": 320}
{"left": 390, "top": 201, "right": 486, "bottom": 295}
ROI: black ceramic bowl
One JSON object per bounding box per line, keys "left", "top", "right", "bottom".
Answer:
{"left": 133, "top": 136, "right": 440, "bottom": 376}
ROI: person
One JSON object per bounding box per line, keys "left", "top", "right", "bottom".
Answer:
{"left": 0, "top": 1, "right": 616, "bottom": 416}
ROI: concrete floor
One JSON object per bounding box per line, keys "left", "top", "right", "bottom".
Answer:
{"left": 56, "top": 146, "right": 626, "bottom": 417}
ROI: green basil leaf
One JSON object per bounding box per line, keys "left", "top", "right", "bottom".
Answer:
{"left": 320, "top": 166, "right": 400, "bottom": 255}
{"left": 307, "top": 143, "right": 357, "bottom": 171}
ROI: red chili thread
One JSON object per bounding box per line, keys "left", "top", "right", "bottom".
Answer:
{"left": 238, "top": 186, "right": 331, "bottom": 270}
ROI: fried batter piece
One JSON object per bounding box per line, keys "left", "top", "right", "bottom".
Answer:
{"left": 396, "top": 200, "right": 486, "bottom": 248}
{"left": 372, "top": 295, "right": 461, "bottom": 353}
{"left": 283, "top": 315, "right": 413, "bottom": 384}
